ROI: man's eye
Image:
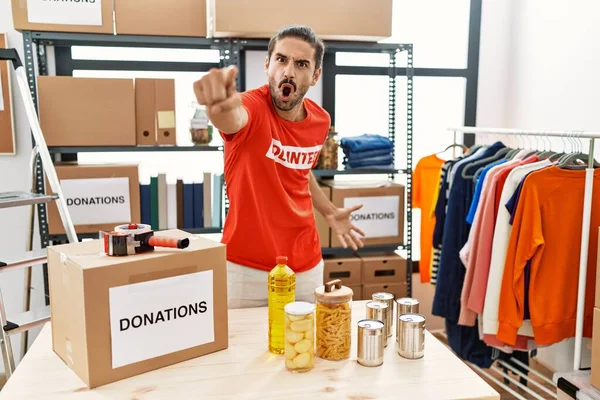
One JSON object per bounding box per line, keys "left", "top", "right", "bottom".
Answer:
{"left": 277, "top": 57, "right": 285, "bottom": 62}
{"left": 298, "top": 62, "right": 307, "bottom": 68}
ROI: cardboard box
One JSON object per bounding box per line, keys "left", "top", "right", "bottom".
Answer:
{"left": 38, "top": 76, "right": 136, "bottom": 147}
{"left": 359, "top": 253, "right": 407, "bottom": 285}
{"left": 115, "top": 0, "right": 207, "bottom": 37}
{"left": 0, "top": 34, "right": 15, "bottom": 155}
{"left": 327, "top": 181, "right": 405, "bottom": 247}
{"left": 135, "top": 78, "right": 177, "bottom": 146}
{"left": 46, "top": 164, "right": 141, "bottom": 236}
{"left": 363, "top": 283, "right": 408, "bottom": 300}
{"left": 47, "top": 230, "right": 228, "bottom": 388}
{"left": 315, "top": 184, "right": 331, "bottom": 248}
{"left": 11, "top": 0, "right": 113, "bottom": 34}
{"left": 592, "top": 307, "right": 600, "bottom": 389}
{"left": 155, "top": 79, "right": 177, "bottom": 145}
{"left": 213, "top": 0, "right": 392, "bottom": 41}
{"left": 347, "top": 284, "right": 363, "bottom": 301}
{"left": 596, "top": 227, "right": 600, "bottom": 308}
{"left": 323, "top": 256, "right": 362, "bottom": 285}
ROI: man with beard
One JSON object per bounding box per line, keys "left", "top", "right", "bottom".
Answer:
{"left": 194, "top": 25, "right": 364, "bottom": 308}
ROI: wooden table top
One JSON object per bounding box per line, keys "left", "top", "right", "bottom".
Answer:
{"left": 0, "top": 301, "right": 499, "bottom": 399}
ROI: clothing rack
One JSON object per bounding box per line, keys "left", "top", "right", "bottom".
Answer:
{"left": 449, "top": 126, "right": 599, "bottom": 372}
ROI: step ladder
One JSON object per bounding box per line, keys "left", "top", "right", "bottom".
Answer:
{"left": 0, "top": 48, "right": 78, "bottom": 378}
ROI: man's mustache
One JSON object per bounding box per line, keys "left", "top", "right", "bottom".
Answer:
{"left": 279, "top": 79, "right": 297, "bottom": 91}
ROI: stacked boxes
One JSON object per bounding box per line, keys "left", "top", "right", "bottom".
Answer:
{"left": 323, "top": 252, "right": 408, "bottom": 300}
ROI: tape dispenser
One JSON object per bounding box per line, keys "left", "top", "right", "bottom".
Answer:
{"left": 101, "top": 223, "right": 190, "bottom": 256}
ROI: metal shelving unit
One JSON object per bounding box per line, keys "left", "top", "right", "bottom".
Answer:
{"left": 22, "top": 31, "right": 414, "bottom": 297}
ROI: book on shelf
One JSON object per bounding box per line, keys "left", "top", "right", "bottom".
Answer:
{"left": 139, "top": 172, "right": 224, "bottom": 231}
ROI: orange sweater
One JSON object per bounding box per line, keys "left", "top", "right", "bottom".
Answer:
{"left": 497, "top": 166, "right": 600, "bottom": 346}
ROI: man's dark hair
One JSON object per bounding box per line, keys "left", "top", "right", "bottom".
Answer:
{"left": 267, "top": 25, "right": 325, "bottom": 72}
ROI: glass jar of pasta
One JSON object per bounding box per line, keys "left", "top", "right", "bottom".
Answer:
{"left": 284, "top": 302, "right": 315, "bottom": 372}
{"left": 314, "top": 279, "right": 353, "bottom": 361}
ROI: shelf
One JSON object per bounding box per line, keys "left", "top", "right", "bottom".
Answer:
{"left": 0, "top": 250, "right": 47, "bottom": 273}
{"left": 30, "top": 31, "right": 228, "bottom": 49}
{"left": 48, "top": 145, "right": 223, "bottom": 154}
{"left": 0, "top": 192, "right": 57, "bottom": 209}
{"left": 236, "top": 38, "right": 410, "bottom": 54}
{"left": 4, "top": 306, "right": 51, "bottom": 336}
{"left": 322, "top": 243, "right": 405, "bottom": 257}
{"left": 312, "top": 168, "right": 403, "bottom": 177}
{"left": 184, "top": 228, "right": 223, "bottom": 234}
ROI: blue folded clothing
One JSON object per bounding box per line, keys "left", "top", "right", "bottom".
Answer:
{"left": 344, "top": 147, "right": 391, "bottom": 160}
{"left": 344, "top": 154, "right": 394, "bottom": 168}
{"left": 340, "top": 134, "right": 393, "bottom": 153}
{"left": 345, "top": 163, "right": 395, "bottom": 170}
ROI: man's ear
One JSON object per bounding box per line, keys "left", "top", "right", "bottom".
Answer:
{"left": 264, "top": 55, "right": 270, "bottom": 74}
{"left": 311, "top": 67, "right": 322, "bottom": 86}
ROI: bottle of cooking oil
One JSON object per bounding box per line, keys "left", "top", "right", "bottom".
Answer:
{"left": 268, "top": 255, "right": 296, "bottom": 354}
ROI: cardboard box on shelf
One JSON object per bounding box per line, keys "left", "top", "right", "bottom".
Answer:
{"left": 347, "top": 284, "right": 363, "bottom": 301}
{"left": 0, "top": 34, "right": 15, "bottom": 155}
{"left": 115, "top": 0, "right": 207, "bottom": 37}
{"left": 155, "top": 79, "right": 177, "bottom": 145}
{"left": 363, "top": 283, "right": 408, "bottom": 300}
{"left": 135, "top": 78, "right": 177, "bottom": 146}
{"left": 11, "top": 0, "right": 114, "bottom": 34}
{"left": 323, "top": 256, "right": 362, "bottom": 285}
{"left": 46, "top": 164, "right": 141, "bottom": 236}
{"left": 38, "top": 76, "right": 136, "bottom": 147}
{"left": 325, "top": 180, "right": 405, "bottom": 247}
{"left": 47, "top": 230, "right": 228, "bottom": 388}
{"left": 314, "top": 184, "right": 331, "bottom": 248}
{"left": 592, "top": 307, "right": 600, "bottom": 389}
{"left": 359, "top": 252, "right": 407, "bottom": 285}
{"left": 212, "top": 0, "right": 392, "bottom": 41}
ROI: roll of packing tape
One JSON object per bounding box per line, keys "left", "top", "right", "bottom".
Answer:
{"left": 113, "top": 223, "right": 152, "bottom": 235}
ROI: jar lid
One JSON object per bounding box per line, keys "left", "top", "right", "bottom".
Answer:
{"left": 314, "top": 279, "right": 353, "bottom": 302}
{"left": 284, "top": 301, "right": 315, "bottom": 316}
{"left": 373, "top": 292, "right": 394, "bottom": 301}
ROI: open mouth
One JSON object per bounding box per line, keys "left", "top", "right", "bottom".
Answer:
{"left": 280, "top": 83, "right": 294, "bottom": 99}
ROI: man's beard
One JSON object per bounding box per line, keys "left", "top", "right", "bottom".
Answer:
{"left": 269, "top": 78, "right": 308, "bottom": 111}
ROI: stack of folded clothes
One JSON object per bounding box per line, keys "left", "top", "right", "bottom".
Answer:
{"left": 340, "top": 134, "right": 394, "bottom": 169}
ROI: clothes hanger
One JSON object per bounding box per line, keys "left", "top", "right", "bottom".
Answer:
{"left": 557, "top": 132, "right": 600, "bottom": 169}
{"left": 537, "top": 131, "right": 556, "bottom": 160}
{"left": 461, "top": 147, "right": 511, "bottom": 179}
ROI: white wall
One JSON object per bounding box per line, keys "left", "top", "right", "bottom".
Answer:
{"left": 477, "top": 0, "right": 600, "bottom": 372}
{"left": 0, "top": 1, "right": 47, "bottom": 374}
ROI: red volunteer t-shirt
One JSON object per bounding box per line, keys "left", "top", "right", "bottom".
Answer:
{"left": 219, "top": 84, "right": 330, "bottom": 273}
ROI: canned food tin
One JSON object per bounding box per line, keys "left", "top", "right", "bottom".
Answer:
{"left": 397, "top": 313, "right": 426, "bottom": 359}
{"left": 357, "top": 319, "right": 385, "bottom": 367}
{"left": 365, "top": 301, "right": 388, "bottom": 347}
{"left": 372, "top": 292, "right": 394, "bottom": 337}
{"left": 395, "top": 297, "right": 420, "bottom": 341}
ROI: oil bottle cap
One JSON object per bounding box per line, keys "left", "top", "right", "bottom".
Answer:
{"left": 276, "top": 256, "right": 288, "bottom": 265}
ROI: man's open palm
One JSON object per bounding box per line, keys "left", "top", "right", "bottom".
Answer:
{"left": 325, "top": 205, "right": 366, "bottom": 251}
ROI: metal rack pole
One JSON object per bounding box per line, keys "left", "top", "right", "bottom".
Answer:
{"left": 405, "top": 45, "right": 414, "bottom": 297}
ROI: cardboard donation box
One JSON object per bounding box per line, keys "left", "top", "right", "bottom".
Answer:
{"left": 115, "top": 0, "right": 207, "bottom": 37}
{"left": 363, "top": 283, "right": 408, "bottom": 300}
{"left": 213, "top": 0, "right": 393, "bottom": 41}
{"left": 47, "top": 231, "right": 228, "bottom": 388}
{"left": 326, "top": 181, "right": 405, "bottom": 247}
{"left": 38, "top": 76, "right": 136, "bottom": 147}
{"left": 46, "top": 164, "right": 140, "bottom": 235}
{"left": 11, "top": 0, "right": 114, "bottom": 34}
{"left": 323, "top": 256, "right": 362, "bottom": 285}
{"left": 592, "top": 307, "right": 600, "bottom": 389}
{"left": 360, "top": 253, "right": 407, "bottom": 285}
